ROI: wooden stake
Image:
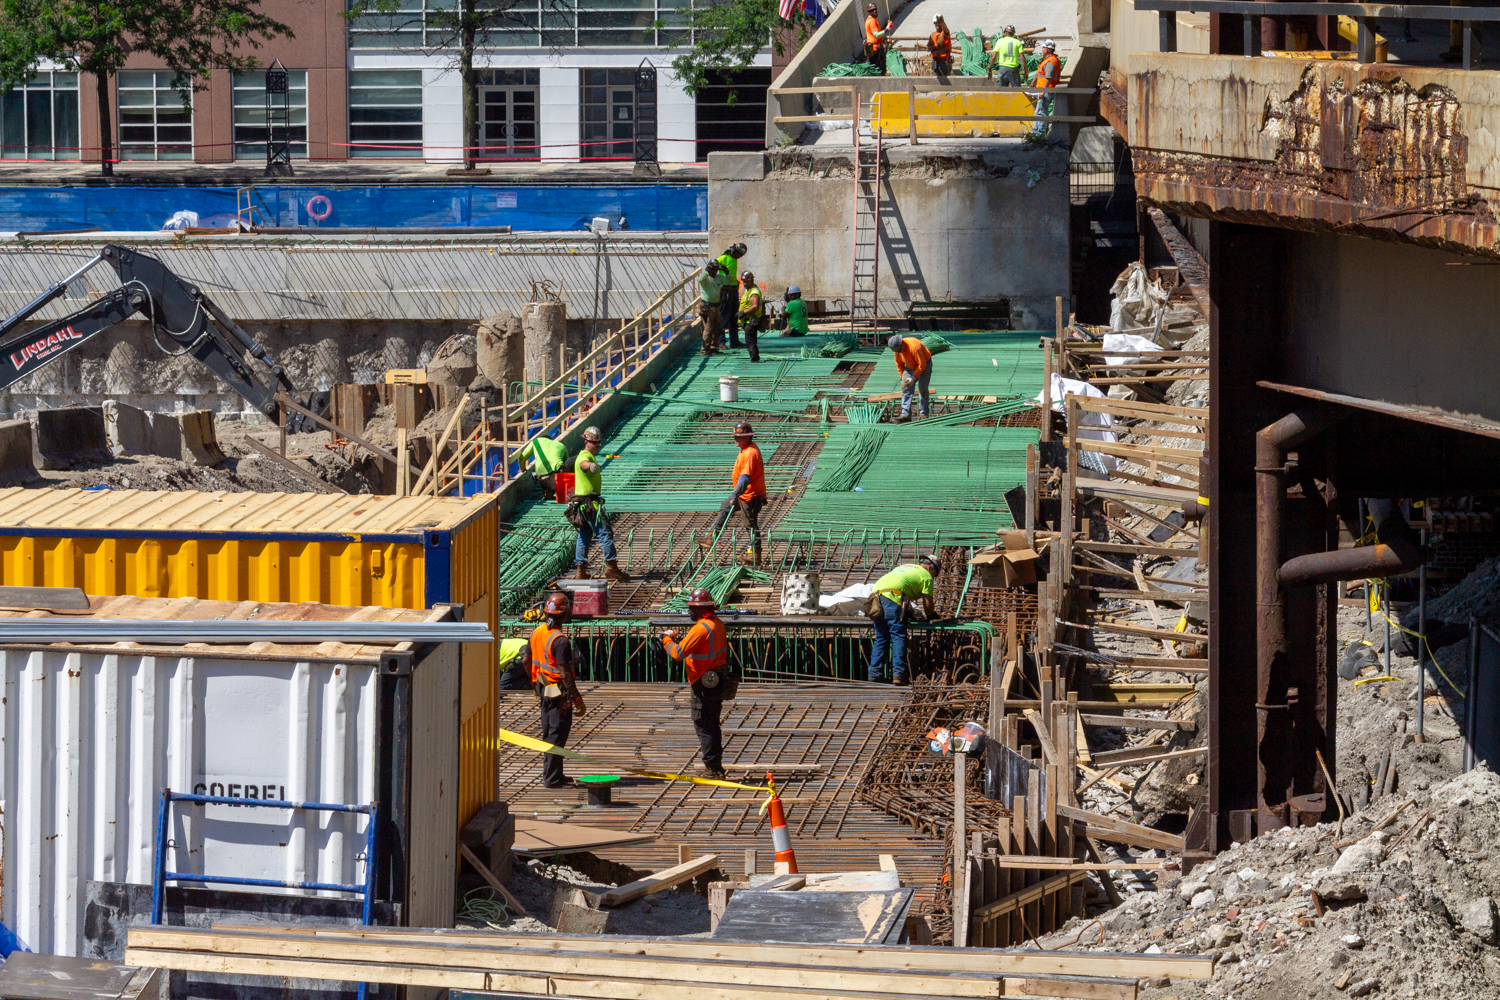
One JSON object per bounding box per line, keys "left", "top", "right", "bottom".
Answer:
{"left": 953, "top": 749, "right": 968, "bottom": 947}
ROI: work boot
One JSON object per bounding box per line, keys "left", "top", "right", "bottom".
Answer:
{"left": 893, "top": 675, "right": 911, "bottom": 687}
{"left": 699, "top": 764, "right": 728, "bottom": 780}
{"left": 893, "top": 415, "right": 911, "bottom": 424}
{"left": 605, "top": 560, "right": 632, "bottom": 582}
{"left": 575, "top": 562, "right": 590, "bottom": 579}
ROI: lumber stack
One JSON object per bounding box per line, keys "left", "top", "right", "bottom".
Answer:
{"left": 125, "top": 925, "right": 1216, "bottom": 1000}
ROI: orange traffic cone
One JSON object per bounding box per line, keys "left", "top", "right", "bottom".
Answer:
{"left": 766, "top": 772, "right": 798, "bottom": 874}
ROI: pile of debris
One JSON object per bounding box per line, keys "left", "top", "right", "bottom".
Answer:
{"left": 1039, "top": 765, "right": 1500, "bottom": 999}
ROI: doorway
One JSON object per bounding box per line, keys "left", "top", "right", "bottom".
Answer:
{"left": 476, "top": 69, "right": 539, "bottom": 160}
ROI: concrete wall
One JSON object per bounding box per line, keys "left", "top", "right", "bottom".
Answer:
{"left": 708, "top": 145, "right": 1070, "bottom": 327}
{"left": 1284, "top": 232, "right": 1500, "bottom": 423}
{"left": 1108, "top": 0, "right": 1208, "bottom": 89}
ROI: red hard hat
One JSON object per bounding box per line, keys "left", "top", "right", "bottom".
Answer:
{"left": 686, "top": 587, "right": 716, "bottom": 609}
{"left": 543, "top": 591, "right": 572, "bottom": 616}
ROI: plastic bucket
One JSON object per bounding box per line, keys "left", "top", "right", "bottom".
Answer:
{"left": 555, "top": 471, "right": 575, "bottom": 503}
{"left": 719, "top": 376, "right": 740, "bottom": 403}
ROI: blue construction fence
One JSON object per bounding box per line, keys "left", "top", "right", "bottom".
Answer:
{"left": 0, "top": 184, "right": 708, "bottom": 232}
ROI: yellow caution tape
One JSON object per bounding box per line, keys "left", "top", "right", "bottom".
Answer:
{"left": 1197, "top": 496, "right": 1210, "bottom": 507}
{"left": 494, "top": 728, "right": 773, "bottom": 794}
{"left": 1173, "top": 614, "right": 1189, "bottom": 634}
{"left": 1353, "top": 674, "right": 1401, "bottom": 689}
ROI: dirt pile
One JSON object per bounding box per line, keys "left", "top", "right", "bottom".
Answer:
{"left": 1040, "top": 766, "right": 1500, "bottom": 999}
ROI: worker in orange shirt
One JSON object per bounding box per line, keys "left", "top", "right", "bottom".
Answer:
{"left": 662, "top": 587, "right": 734, "bottom": 779}
{"left": 709, "top": 421, "right": 767, "bottom": 566}
{"left": 928, "top": 15, "right": 953, "bottom": 76}
{"left": 888, "top": 334, "right": 933, "bottom": 422}
{"left": 864, "top": 3, "right": 893, "bottom": 75}
{"left": 1030, "top": 39, "right": 1062, "bottom": 139}
{"left": 530, "top": 591, "right": 587, "bottom": 788}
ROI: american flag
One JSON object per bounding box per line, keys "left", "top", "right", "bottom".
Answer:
{"left": 779, "top": 0, "right": 797, "bottom": 19}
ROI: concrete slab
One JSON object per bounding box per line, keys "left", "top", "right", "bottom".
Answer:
{"left": 33, "top": 408, "right": 109, "bottom": 470}
{"left": 0, "top": 418, "right": 36, "bottom": 484}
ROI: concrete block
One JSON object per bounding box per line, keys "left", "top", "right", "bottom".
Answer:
{"left": 33, "top": 407, "right": 110, "bottom": 470}
{"left": 151, "top": 410, "right": 226, "bottom": 467}
{"left": 102, "top": 401, "right": 152, "bottom": 458}
{"left": 708, "top": 151, "right": 767, "bottom": 182}
{"left": 0, "top": 418, "right": 36, "bottom": 484}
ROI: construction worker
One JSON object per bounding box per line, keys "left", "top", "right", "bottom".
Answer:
{"left": 738, "top": 270, "right": 764, "bottom": 363}
{"left": 928, "top": 16, "right": 953, "bottom": 76}
{"left": 782, "top": 285, "right": 809, "bottom": 337}
{"left": 518, "top": 434, "right": 568, "bottom": 498}
{"left": 868, "top": 553, "right": 942, "bottom": 685}
{"left": 888, "top": 334, "right": 933, "bottom": 422}
{"left": 498, "top": 635, "right": 533, "bottom": 690}
{"left": 717, "top": 243, "right": 747, "bottom": 349}
{"left": 661, "top": 587, "right": 731, "bottom": 779}
{"left": 698, "top": 259, "right": 724, "bottom": 355}
{"left": 1030, "top": 39, "right": 1062, "bottom": 138}
{"left": 864, "top": 4, "right": 893, "bottom": 75}
{"left": 988, "top": 25, "right": 1025, "bottom": 86}
{"left": 573, "top": 425, "right": 631, "bottom": 581}
{"left": 531, "top": 591, "right": 587, "bottom": 788}
{"left": 709, "top": 421, "right": 766, "bottom": 566}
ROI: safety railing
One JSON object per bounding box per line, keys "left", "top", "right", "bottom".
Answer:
{"left": 1140, "top": 0, "right": 1499, "bottom": 68}
{"left": 417, "top": 267, "right": 704, "bottom": 496}
{"left": 771, "top": 83, "right": 1098, "bottom": 144}
{"left": 150, "top": 789, "right": 379, "bottom": 995}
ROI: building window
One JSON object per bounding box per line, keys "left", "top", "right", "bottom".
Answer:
{"left": 695, "top": 68, "right": 769, "bottom": 162}
{"left": 233, "top": 69, "right": 308, "bottom": 159}
{"left": 348, "top": 70, "right": 423, "bottom": 158}
{"left": 581, "top": 69, "right": 646, "bottom": 161}
{"left": 347, "top": 0, "right": 693, "bottom": 49}
{"left": 0, "top": 71, "right": 80, "bottom": 160}
{"left": 117, "top": 71, "right": 193, "bottom": 160}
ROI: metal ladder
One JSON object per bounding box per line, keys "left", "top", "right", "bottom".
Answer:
{"left": 850, "top": 92, "right": 883, "bottom": 337}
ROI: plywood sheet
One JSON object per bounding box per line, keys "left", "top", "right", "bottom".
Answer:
{"left": 512, "top": 818, "right": 657, "bottom": 857}
{"left": 711, "top": 888, "right": 914, "bottom": 944}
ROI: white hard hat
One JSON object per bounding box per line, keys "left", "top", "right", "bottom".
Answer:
{"left": 1043, "top": 38, "right": 1057, "bottom": 49}
{"left": 933, "top": 14, "right": 940, "bottom": 21}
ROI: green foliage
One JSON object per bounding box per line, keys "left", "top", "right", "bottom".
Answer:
{"left": 0, "top": 0, "right": 291, "bottom": 93}
{"left": 668, "top": 0, "right": 817, "bottom": 98}
{"left": 0, "top": 0, "right": 292, "bottom": 172}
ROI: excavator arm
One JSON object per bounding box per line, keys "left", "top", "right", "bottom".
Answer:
{"left": 0, "top": 244, "right": 295, "bottom": 420}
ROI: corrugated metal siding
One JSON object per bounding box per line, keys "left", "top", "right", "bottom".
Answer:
{"left": 451, "top": 509, "right": 498, "bottom": 828}
{"left": 0, "top": 233, "right": 707, "bottom": 322}
{"left": 406, "top": 641, "right": 459, "bottom": 930}
{"left": 0, "top": 488, "right": 493, "bottom": 537}
{"left": 0, "top": 646, "right": 380, "bottom": 957}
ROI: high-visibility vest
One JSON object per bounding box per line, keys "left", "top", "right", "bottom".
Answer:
{"left": 666, "top": 614, "right": 728, "bottom": 684}
{"left": 930, "top": 30, "right": 952, "bottom": 59}
{"left": 993, "top": 35, "right": 1024, "bottom": 69}
{"left": 865, "top": 15, "right": 885, "bottom": 46}
{"left": 529, "top": 623, "right": 563, "bottom": 685}
{"left": 1034, "top": 52, "right": 1061, "bottom": 88}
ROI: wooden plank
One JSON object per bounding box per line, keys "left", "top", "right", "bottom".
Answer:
{"left": 971, "top": 871, "right": 1089, "bottom": 921}
{"left": 1088, "top": 746, "right": 1207, "bottom": 768}
{"left": 1079, "top": 715, "right": 1198, "bottom": 732}
{"left": 512, "top": 818, "right": 657, "bottom": 856}
{"left": 275, "top": 392, "right": 397, "bottom": 465}
{"left": 458, "top": 842, "right": 529, "bottom": 917}
{"left": 1088, "top": 683, "right": 1198, "bottom": 703}
{"left": 1067, "top": 619, "right": 1203, "bottom": 643}
{"left": 713, "top": 889, "right": 914, "bottom": 946}
{"left": 1075, "top": 541, "right": 1201, "bottom": 559}
{"left": 1072, "top": 480, "right": 1199, "bottom": 504}
{"left": 1070, "top": 439, "right": 1202, "bottom": 465}
{"left": 600, "top": 854, "right": 720, "bottom": 907}
{"left": 243, "top": 436, "right": 347, "bottom": 494}
{"left": 769, "top": 85, "right": 857, "bottom": 94}
{"left": 1058, "top": 804, "right": 1185, "bottom": 853}
{"left": 122, "top": 948, "right": 499, "bottom": 991}
{"left": 1022, "top": 709, "right": 1059, "bottom": 766}
{"left": 1073, "top": 396, "right": 1208, "bottom": 420}
{"left": 985, "top": 857, "right": 1166, "bottom": 871}
{"left": 188, "top": 925, "right": 1215, "bottom": 979}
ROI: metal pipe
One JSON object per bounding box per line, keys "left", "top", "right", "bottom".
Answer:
{"left": 1277, "top": 498, "right": 1429, "bottom": 588}
{"left": 1256, "top": 407, "right": 1339, "bottom": 833}
{"left": 1417, "top": 526, "right": 1427, "bottom": 742}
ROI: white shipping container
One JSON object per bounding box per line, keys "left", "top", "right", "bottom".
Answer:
{"left": 0, "top": 596, "right": 460, "bottom": 958}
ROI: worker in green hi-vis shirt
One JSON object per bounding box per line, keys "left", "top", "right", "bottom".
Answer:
{"left": 572, "top": 425, "right": 631, "bottom": 582}
{"left": 868, "top": 554, "right": 942, "bottom": 686}
{"left": 518, "top": 434, "right": 568, "bottom": 498}
{"left": 782, "top": 285, "right": 809, "bottom": 337}
{"left": 497, "top": 636, "right": 533, "bottom": 690}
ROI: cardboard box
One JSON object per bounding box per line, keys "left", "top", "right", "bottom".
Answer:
{"left": 970, "top": 534, "right": 1040, "bottom": 588}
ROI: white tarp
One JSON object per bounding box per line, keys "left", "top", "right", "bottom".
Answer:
{"left": 1036, "top": 373, "right": 1118, "bottom": 474}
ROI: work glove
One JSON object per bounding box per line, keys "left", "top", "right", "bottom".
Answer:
{"left": 572, "top": 694, "right": 587, "bottom": 716}
{"left": 901, "top": 373, "right": 916, "bottom": 389}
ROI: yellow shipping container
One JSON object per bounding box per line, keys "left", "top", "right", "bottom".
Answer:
{"left": 0, "top": 487, "right": 499, "bottom": 827}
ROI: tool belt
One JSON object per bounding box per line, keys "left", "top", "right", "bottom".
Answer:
{"left": 565, "top": 492, "right": 601, "bottom": 528}
{"left": 693, "top": 665, "right": 738, "bottom": 701}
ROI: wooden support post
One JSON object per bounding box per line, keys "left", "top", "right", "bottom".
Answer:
{"left": 1010, "top": 795, "right": 1026, "bottom": 944}
{"left": 500, "top": 380, "right": 509, "bottom": 483}
{"left": 1054, "top": 296, "right": 1066, "bottom": 376}
{"left": 396, "top": 428, "right": 409, "bottom": 497}
{"left": 1041, "top": 344, "right": 1054, "bottom": 442}
{"left": 1025, "top": 444, "right": 1038, "bottom": 547}
{"left": 953, "top": 749, "right": 968, "bottom": 947}
{"left": 1025, "top": 769, "right": 1041, "bottom": 937}
{"left": 744, "top": 849, "right": 757, "bottom": 876}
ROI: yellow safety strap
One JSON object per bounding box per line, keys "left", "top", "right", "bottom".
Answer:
{"left": 495, "top": 728, "right": 772, "bottom": 794}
